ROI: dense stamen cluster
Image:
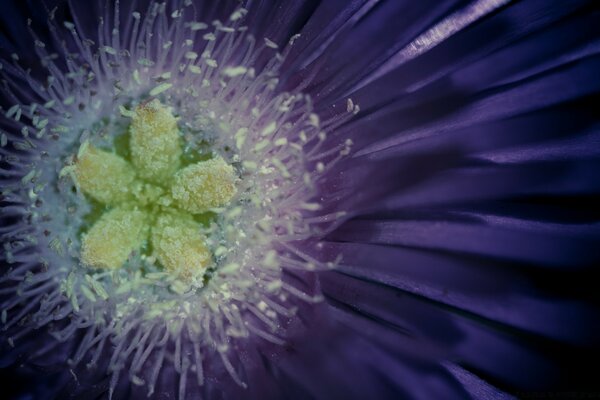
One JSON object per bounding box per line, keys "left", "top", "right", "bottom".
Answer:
{"left": 0, "top": 1, "right": 356, "bottom": 397}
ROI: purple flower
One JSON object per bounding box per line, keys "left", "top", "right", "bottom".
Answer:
{"left": 2, "top": 1, "right": 600, "bottom": 399}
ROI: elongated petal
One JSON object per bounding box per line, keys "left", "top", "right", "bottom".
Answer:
{"left": 81, "top": 206, "right": 150, "bottom": 269}
{"left": 151, "top": 211, "right": 211, "bottom": 280}
{"left": 171, "top": 157, "right": 237, "bottom": 214}
{"left": 129, "top": 99, "right": 182, "bottom": 183}
{"left": 74, "top": 143, "right": 137, "bottom": 205}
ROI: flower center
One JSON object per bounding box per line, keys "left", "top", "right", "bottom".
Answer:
{"left": 69, "top": 99, "right": 237, "bottom": 282}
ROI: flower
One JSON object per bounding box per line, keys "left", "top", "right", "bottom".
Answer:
{"left": 1, "top": 1, "right": 355, "bottom": 398}
{"left": 2, "top": 1, "right": 600, "bottom": 399}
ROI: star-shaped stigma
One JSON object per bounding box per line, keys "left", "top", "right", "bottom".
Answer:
{"left": 70, "top": 99, "right": 237, "bottom": 281}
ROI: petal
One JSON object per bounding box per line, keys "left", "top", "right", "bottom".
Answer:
{"left": 73, "top": 143, "right": 137, "bottom": 205}
{"left": 129, "top": 99, "right": 182, "bottom": 183}
{"left": 81, "top": 206, "right": 150, "bottom": 270}
{"left": 151, "top": 211, "right": 211, "bottom": 280}
{"left": 170, "top": 157, "right": 237, "bottom": 214}
{"left": 330, "top": 218, "right": 600, "bottom": 268}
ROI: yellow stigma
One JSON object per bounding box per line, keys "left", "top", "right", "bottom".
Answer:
{"left": 152, "top": 211, "right": 212, "bottom": 281}
{"left": 74, "top": 143, "right": 136, "bottom": 204}
{"left": 129, "top": 99, "right": 182, "bottom": 183}
{"left": 171, "top": 157, "right": 237, "bottom": 213}
{"left": 81, "top": 206, "right": 150, "bottom": 269}
{"left": 72, "top": 99, "right": 238, "bottom": 282}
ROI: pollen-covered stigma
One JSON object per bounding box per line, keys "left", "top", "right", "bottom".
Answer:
{"left": 68, "top": 99, "right": 237, "bottom": 282}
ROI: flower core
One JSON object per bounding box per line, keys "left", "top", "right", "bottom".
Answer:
{"left": 71, "top": 99, "right": 237, "bottom": 282}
